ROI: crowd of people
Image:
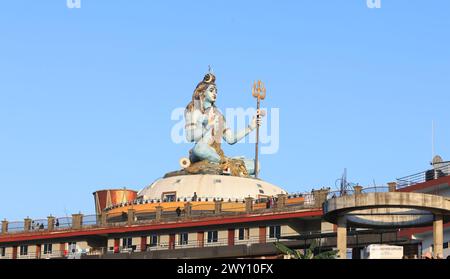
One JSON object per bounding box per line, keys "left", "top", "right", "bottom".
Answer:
{"left": 31, "top": 219, "right": 60, "bottom": 231}
{"left": 265, "top": 196, "right": 278, "bottom": 209}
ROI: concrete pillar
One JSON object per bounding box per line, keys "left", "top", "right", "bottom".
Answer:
{"left": 245, "top": 197, "right": 254, "bottom": 213}
{"left": 387, "top": 182, "right": 397, "bottom": 192}
{"left": 184, "top": 202, "right": 192, "bottom": 219}
{"left": 276, "top": 194, "right": 287, "bottom": 209}
{"left": 12, "top": 246, "right": 17, "bottom": 260}
{"left": 24, "top": 218, "right": 32, "bottom": 232}
{"left": 155, "top": 206, "right": 163, "bottom": 222}
{"left": 47, "top": 216, "right": 55, "bottom": 231}
{"left": 140, "top": 236, "right": 147, "bottom": 252}
{"left": 2, "top": 219, "right": 8, "bottom": 234}
{"left": 214, "top": 200, "right": 222, "bottom": 214}
{"left": 353, "top": 185, "right": 363, "bottom": 195}
{"left": 337, "top": 216, "right": 347, "bottom": 260}
{"left": 127, "top": 209, "right": 136, "bottom": 226}
{"left": 36, "top": 244, "right": 41, "bottom": 259}
{"left": 71, "top": 214, "right": 83, "bottom": 230}
{"left": 433, "top": 214, "right": 444, "bottom": 259}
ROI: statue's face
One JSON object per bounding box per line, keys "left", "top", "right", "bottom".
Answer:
{"left": 205, "top": 85, "right": 217, "bottom": 103}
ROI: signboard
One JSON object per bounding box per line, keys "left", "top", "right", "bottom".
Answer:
{"left": 363, "top": 245, "right": 404, "bottom": 259}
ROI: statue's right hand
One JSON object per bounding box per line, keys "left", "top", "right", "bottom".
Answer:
{"left": 250, "top": 109, "right": 266, "bottom": 130}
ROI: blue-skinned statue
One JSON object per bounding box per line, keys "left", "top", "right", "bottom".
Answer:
{"left": 173, "top": 72, "right": 263, "bottom": 178}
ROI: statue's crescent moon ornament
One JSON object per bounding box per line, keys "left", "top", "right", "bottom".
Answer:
{"left": 204, "top": 74, "right": 213, "bottom": 83}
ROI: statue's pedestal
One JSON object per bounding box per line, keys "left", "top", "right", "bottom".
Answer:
{"left": 139, "top": 174, "right": 287, "bottom": 202}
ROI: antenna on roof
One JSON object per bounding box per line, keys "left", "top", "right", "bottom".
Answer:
{"left": 341, "top": 168, "right": 347, "bottom": 194}
{"left": 432, "top": 120, "right": 435, "bottom": 163}
{"left": 64, "top": 207, "right": 70, "bottom": 227}
{"left": 335, "top": 168, "right": 359, "bottom": 196}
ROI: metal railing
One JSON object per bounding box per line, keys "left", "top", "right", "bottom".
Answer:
{"left": 361, "top": 186, "right": 389, "bottom": 193}
{"left": 54, "top": 217, "right": 73, "bottom": 230}
{"left": 397, "top": 163, "right": 450, "bottom": 189}
{"left": 81, "top": 214, "right": 99, "bottom": 228}
{"left": 0, "top": 250, "right": 66, "bottom": 260}
{"left": 7, "top": 222, "right": 24, "bottom": 233}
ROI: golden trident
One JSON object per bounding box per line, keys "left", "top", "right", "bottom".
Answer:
{"left": 252, "top": 80, "right": 266, "bottom": 179}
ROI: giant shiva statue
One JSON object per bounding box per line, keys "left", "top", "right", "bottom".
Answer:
{"left": 168, "top": 72, "right": 264, "bottom": 178}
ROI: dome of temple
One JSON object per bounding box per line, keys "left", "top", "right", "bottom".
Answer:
{"left": 137, "top": 174, "right": 287, "bottom": 201}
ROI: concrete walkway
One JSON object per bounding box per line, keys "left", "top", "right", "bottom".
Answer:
{"left": 323, "top": 192, "right": 450, "bottom": 259}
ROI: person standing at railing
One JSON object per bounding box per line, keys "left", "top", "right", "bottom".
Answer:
{"left": 269, "top": 196, "right": 276, "bottom": 208}
{"left": 176, "top": 207, "right": 181, "bottom": 217}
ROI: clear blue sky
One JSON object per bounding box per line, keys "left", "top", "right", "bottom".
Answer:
{"left": 1, "top": 0, "right": 449, "bottom": 221}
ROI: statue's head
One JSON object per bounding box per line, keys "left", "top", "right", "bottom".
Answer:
{"left": 186, "top": 73, "right": 217, "bottom": 113}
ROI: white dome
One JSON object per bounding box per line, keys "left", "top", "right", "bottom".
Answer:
{"left": 138, "top": 175, "right": 287, "bottom": 201}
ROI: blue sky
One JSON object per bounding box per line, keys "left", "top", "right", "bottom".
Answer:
{"left": 0, "top": 0, "right": 449, "bottom": 220}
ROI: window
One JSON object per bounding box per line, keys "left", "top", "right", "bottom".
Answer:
{"left": 269, "top": 225, "right": 281, "bottom": 239}
{"left": 43, "top": 244, "right": 52, "bottom": 255}
{"left": 207, "top": 231, "right": 218, "bottom": 243}
{"left": 238, "top": 228, "right": 250, "bottom": 241}
{"left": 444, "top": 242, "right": 449, "bottom": 249}
{"left": 179, "top": 233, "right": 189, "bottom": 246}
{"left": 19, "top": 245, "right": 28, "bottom": 256}
{"left": 162, "top": 192, "right": 177, "bottom": 202}
{"left": 149, "top": 234, "right": 158, "bottom": 247}
{"left": 122, "top": 237, "right": 132, "bottom": 249}
{"left": 0, "top": 247, "right": 5, "bottom": 257}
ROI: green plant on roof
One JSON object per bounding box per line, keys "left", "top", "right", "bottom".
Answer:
{"left": 274, "top": 240, "right": 338, "bottom": 259}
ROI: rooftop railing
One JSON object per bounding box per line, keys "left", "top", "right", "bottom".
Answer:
{"left": 361, "top": 186, "right": 390, "bottom": 193}
{"left": 396, "top": 163, "right": 450, "bottom": 189}
{"left": 0, "top": 250, "right": 66, "bottom": 260}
